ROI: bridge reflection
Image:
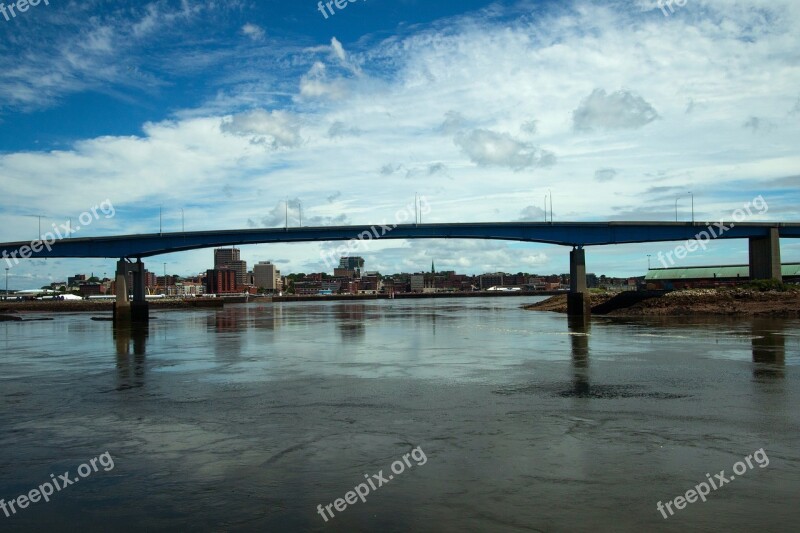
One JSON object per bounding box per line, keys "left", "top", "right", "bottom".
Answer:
{"left": 751, "top": 318, "right": 787, "bottom": 380}
{"left": 114, "top": 324, "right": 148, "bottom": 391}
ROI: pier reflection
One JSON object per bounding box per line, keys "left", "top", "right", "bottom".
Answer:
{"left": 751, "top": 318, "right": 786, "bottom": 380}
{"left": 114, "top": 324, "right": 148, "bottom": 390}
{"left": 336, "top": 304, "right": 366, "bottom": 341}
{"left": 568, "top": 315, "right": 591, "bottom": 396}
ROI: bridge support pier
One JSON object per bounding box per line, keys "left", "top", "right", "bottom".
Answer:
{"left": 113, "top": 259, "right": 149, "bottom": 324}
{"left": 749, "top": 228, "right": 782, "bottom": 281}
{"left": 567, "top": 247, "right": 591, "bottom": 317}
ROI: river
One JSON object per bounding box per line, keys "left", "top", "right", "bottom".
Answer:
{"left": 1, "top": 297, "right": 798, "bottom": 531}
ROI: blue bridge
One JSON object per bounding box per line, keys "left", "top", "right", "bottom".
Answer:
{"left": 1, "top": 221, "right": 796, "bottom": 319}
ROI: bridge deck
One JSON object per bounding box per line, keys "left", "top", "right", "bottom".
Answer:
{"left": 1, "top": 222, "right": 799, "bottom": 259}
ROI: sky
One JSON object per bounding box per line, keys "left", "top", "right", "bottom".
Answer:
{"left": 0, "top": 0, "right": 799, "bottom": 289}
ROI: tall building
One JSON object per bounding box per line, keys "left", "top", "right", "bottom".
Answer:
{"left": 338, "top": 256, "right": 364, "bottom": 277}
{"left": 206, "top": 269, "right": 237, "bottom": 294}
{"left": 214, "top": 248, "right": 240, "bottom": 270}
{"left": 253, "top": 261, "right": 282, "bottom": 291}
{"left": 214, "top": 248, "right": 246, "bottom": 287}
{"left": 226, "top": 260, "right": 248, "bottom": 287}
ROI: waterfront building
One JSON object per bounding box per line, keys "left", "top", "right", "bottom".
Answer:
{"left": 254, "top": 261, "right": 282, "bottom": 292}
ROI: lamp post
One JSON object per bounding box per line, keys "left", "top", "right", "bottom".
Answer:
{"left": 688, "top": 191, "right": 694, "bottom": 223}
{"left": 548, "top": 189, "right": 553, "bottom": 223}
{"left": 542, "top": 194, "right": 547, "bottom": 224}
{"left": 26, "top": 214, "right": 44, "bottom": 238}
{"left": 675, "top": 197, "right": 680, "bottom": 222}
{"left": 181, "top": 208, "right": 185, "bottom": 234}
{"left": 4, "top": 267, "right": 8, "bottom": 301}
{"left": 647, "top": 254, "right": 651, "bottom": 270}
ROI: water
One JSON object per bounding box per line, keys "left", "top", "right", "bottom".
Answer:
{"left": 1, "top": 298, "right": 798, "bottom": 532}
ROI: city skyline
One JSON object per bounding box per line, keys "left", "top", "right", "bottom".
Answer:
{"left": 1, "top": 0, "right": 798, "bottom": 286}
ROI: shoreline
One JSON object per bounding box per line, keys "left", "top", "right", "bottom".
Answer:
{"left": 524, "top": 288, "right": 800, "bottom": 317}
{"left": 0, "top": 291, "right": 557, "bottom": 317}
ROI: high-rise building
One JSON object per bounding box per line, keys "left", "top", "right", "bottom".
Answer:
{"left": 206, "top": 269, "right": 237, "bottom": 294}
{"left": 254, "top": 261, "right": 282, "bottom": 291}
{"left": 214, "top": 248, "right": 246, "bottom": 287}
{"left": 226, "top": 260, "right": 248, "bottom": 287}
{"left": 214, "top": 248, "right": 240, "bottom": 270}
{"left": 338, "top": 257, "right": 364, "bottom": 277}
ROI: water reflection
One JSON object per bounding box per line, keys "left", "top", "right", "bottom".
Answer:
{"left": 751, "top": 318, "right": 786, "bottom": 380}
{"left": 568, "top": 315, "right": 591, "bottom": 396}
{"left": 209, "top": 308, "right": 245, "bottom": 358}
{"left": 114, "top": 324, "right": 148, "bottom": 391}
{"left": 336, "top": 304, "right": 366, "bottom": 341}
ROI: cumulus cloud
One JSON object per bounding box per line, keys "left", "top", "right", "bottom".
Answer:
{"left": 298, "top": 62, "right": 348, "bottom": 100}
{"left": 594, "top": 168, "right": 617, "bottom": 182}
{"left": 220, "top": 109, "right": 302, "bottom": 149}
{"left": 454, "top": 129, "right": 556, "bottom": 170}
{"left": 572, "top": 89, "right": 659, "bottom": 132}
{"left": 241, "top": 23, "right": 265, "bottom": 41}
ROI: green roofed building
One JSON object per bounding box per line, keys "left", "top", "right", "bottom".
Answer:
{"left": 645, "top": 263, "right": 800, "bottom": 289}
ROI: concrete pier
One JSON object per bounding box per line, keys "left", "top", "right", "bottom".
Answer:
{"left": 567, "top": 247, "right": 591, "bottom": 317}
{"left": 113, "top": 259, "right": 149, "bottom": 324}
{"left": 749, "top": 228, "right": 782, "bottom": 281}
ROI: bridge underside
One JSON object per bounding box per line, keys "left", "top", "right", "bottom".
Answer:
{"left": 0, "top": 221, "right": 789, "bottom": 322}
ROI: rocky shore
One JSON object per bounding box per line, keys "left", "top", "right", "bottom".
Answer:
{"left": 524, "top": 288, "right": 800, "bottom": 317}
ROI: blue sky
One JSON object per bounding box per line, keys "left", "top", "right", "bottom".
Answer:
{"left": 1, "top": 0, "right": 799, "bottom": 288}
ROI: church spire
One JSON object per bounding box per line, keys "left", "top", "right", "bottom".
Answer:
{"left": 431, "top": 260, "right": 435, "bottom": 274}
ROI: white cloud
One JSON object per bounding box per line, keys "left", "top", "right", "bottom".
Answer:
{"left": 573, "top": 89, "right": 660, "bottom": 132}
{"left": 454, "top": 129, "right": 556, "bottom": 170}
{"left": 241, "top": 23, "right": 265, "bottom": 41}
{"left": 220, "top": 109, "right": 303, "bottom": 149}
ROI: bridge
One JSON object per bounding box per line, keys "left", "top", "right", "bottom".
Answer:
{"left": 1, "top": 221, "right": 796, "bottom": 320}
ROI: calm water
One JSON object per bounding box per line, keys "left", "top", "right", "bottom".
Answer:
{"left": 1, "top": 298, "right": 799, "bottom": 532}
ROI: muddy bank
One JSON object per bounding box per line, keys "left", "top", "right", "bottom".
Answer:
{"left": 524, "top": 288, "right": 800, "bottom": 317}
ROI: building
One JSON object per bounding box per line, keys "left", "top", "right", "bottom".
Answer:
{"left": 338, "top": 256, "right": 364, "bottom": 277}
{"left": 214, "top": 248, "right": 240, "bottom": 270}
{"left": 226, "top": 260, "right": 248, "bottom": 287}
{"left": 174, "top": 282, "right": 205, "bottom": 297}
{"left": 480, "top": 273, "right": 504, "bottom": 289}
{"left": 68, "top": 274, "right": 86, "bottom": 287}
{"left": 206, "top": 269, "right": 237, "bottom": 294}
{"left": 254, "top": 261, "right": 282, "bottom": 292}
{"left": 645, "top": 263, "right": 800, "bottom": 290}
{"left": 78, "top": 283, "right": 103, "bottom": 298}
